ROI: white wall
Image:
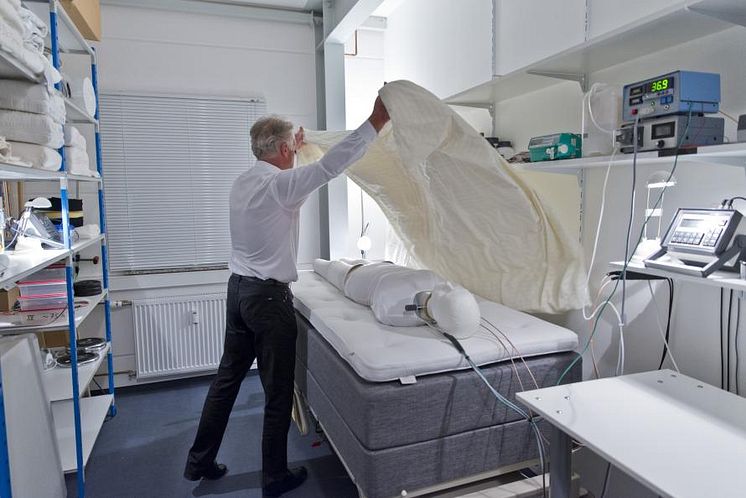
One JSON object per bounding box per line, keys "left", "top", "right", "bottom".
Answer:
{"left": 383, "top": 0, "right": 492, "bottom": 99}
{"left": 59, "top": 3, "right": 319, "bottom": 387}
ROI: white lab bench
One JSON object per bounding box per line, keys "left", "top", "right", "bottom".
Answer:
{"left": 516, "top": 370, "right": 746, "bottom": 498}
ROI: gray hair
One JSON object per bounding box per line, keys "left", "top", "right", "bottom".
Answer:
{"left": 250, "top": 115, "right": 294, "bottom": 159}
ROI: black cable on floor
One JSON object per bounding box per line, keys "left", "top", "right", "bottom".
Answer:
{"left": 658, "top": 279, "right": 674, "bottom": 370}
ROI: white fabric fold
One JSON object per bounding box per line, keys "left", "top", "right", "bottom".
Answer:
{"left": 64, "top": 126, "right": 86, "bottom": 148}
{"left": 0, "top": 1, "right": 25, "bottom": 36}
{"left": 64, "top": 146, "right": 91, "bottom": 175}
{"left": 8, "top": 141, "right": 61, "bottom": 171}
{"left": 0, "top": 110, "right": 63, "bottom": 148}
{"left": 298, "top": 80, "right": 589, "bottom": 313}
{"left": 0, "top": 80, "right": 66, "bottom": 124}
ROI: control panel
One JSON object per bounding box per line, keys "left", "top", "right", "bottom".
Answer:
{"left": 663, "top": 208, "right": 741, "bottom": 256}
{"left": 622, "top": 71, "right": 720, "bottom": 123}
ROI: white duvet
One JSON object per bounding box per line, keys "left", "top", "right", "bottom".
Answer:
{"left": 298, "top": 80, "right": 589, "bottom": 314}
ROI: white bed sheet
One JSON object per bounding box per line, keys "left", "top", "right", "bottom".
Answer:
{"left": 293, "top": 270, "right": 578, "bottom": 383}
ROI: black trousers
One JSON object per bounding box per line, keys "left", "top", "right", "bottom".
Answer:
{"left": 185, "top": 273, "right": 297, "bottom": 479}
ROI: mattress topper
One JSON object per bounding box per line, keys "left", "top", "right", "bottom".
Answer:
{"left": 293, "top": 271, "right": 578, "bottom": 383}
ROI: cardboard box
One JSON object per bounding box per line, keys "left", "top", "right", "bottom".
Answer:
{"left": 37, "top": 331, "right": 69, "bottom": 349}
{"left": 61, "top": 0, "right": 101, "bottom": 41}
{"left": 0, "top": 288, "right": 19, "bottom": 312}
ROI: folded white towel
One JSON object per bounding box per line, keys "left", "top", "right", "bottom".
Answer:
{"left": 8, "top": 141, "right": 61, "bottom": 171}
{"left": 64, "top": 145, "right": 91, "bottom": 176}
{"left": 0, "top": 20, "right": 45, "bottom": 76}
{"left": 64, "top": 126, "right": 86, "bottom": 149}
{"left": 19, "top": 7, "right": 47, "bottom": 55}
{"left": 0, "top": 110, "right": 63, "bottom": 148}
{"left": 0, "top": 79, "right": 66, "bottom": 124}
{"left": 19, "top": 7, "right": 48, "bottom": 38}
{"left": 0, "top": 1, "right": 24, "bottom": 36}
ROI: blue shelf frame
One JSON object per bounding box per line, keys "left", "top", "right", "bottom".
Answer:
{"left": 0, "top": 2, "right": 115, "bottom": 497}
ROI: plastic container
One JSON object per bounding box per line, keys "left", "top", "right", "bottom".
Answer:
{"left": 25, "top": 264, "right": 66, "bottom": 282}
{"left": 18, "top": 280, "right": 67, "bottom": 297}
{"left": 18, "top": 293, "right": 67, "bottom": 311}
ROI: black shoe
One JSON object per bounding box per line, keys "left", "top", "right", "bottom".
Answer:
{"left": 263, "top": 466, "right": 308, "bottom": 497}
{"left": 184, "top": 462, "right": 228, "bottom": 481}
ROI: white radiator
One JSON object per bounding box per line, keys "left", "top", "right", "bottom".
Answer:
{"left": 133, "top": 294, "right": 227, "bottom": 379}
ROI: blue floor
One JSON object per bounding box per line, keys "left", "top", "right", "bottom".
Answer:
{"left": 66, "top": 373, "right": 358, "bottom": 497}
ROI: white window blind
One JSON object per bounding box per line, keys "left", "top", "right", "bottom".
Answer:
{"left": 99, "top": 94, "right": 266, "bottom": 273}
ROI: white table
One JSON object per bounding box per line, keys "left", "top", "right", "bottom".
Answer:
{"left": 516, "top": 370, "right": 746, "bottom": 498}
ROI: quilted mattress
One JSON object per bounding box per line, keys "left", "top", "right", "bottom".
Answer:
{"left": 292, "top": 270, "right": 578, "bottom": 383}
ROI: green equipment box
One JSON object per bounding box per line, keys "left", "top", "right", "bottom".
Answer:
{"left": 528, "top": 133, "right": 582, "bottom": 162}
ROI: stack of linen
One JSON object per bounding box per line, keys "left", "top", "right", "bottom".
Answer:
{"left": 0, "top": 1, "right": 60, "bottom": 84}
{"left": 0, "top": 79, "right": 65, "bottom": 171}
{"left": 64, "top": 126, "right": 94, "bottom": 176}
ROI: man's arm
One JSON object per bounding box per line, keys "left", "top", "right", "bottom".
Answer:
{"left": 271, "top": 97, "right": 389, "bottom": 210}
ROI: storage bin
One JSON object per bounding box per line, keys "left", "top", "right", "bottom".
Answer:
{"left": 18, "top": 280, "right": 67, "bottom": 297}
{"left": 18, "top": 293, "right": 67, "bottom": 311}
{"left": 25, "top": 264, "right": 66, "bottom": 282}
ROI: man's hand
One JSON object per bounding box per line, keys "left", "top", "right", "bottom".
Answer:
{"left": 368, "top": 96, "right": 390, "bottom": 132}
{"left": 294, "top": 127, "right": 305, "bottom": 150}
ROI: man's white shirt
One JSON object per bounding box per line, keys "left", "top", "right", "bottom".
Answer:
{"left": 229, "top": 121, "right": 377, "bottom": 283}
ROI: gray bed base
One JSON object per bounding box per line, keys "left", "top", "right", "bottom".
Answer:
{"left": 295, "top": 312, "right": 581, "bottom": 498}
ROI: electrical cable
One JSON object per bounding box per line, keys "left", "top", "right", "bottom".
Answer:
{"left": 719, "top": 109, "right": 740, "bottom": 124}
{"left": 600, "top": 462, "right": 612, "bottom": 498}
{"left": 619, "top": 115, "right": 641, "bottom": 340}
{"left": 647, "top": 280, "right": 680, "bottom": 372}
{"left": 657, "top": 279, "right": 674, "bottom": 370}
{"left": 480, "top": 317, "right": 540, "bottom": 389}
{"left": 727, "top": 196, "right": 746, "bottom": 208}
{"left": 582, "top": 148, "right": 618, "bottom": 322}
{"left": 428, "top": 324, "right": 547, "bottom": 498}
{"left": 557, "top": 106, "right": 694, "bottom": 386}
{"left": 728, "top": 290, "right": 734, "bottom": 391}
{"left": 735, "top": 297, "right": 741, "bottom": 394}
{"left": 479, "top": 324, "right": 531, "bottom": 394}
{"left": 721, "top": 288, "right": 725, "bottom": 389}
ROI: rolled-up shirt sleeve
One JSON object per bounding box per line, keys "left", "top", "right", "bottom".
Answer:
{"left": 271, "top": 120, "right": 377, "bottom": 210}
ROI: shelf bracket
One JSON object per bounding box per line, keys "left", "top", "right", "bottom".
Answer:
{"left": 527, "top": 70, "right": 588, "bottom": 92}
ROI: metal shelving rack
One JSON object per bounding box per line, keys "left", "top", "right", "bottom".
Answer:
{"left": 0, "top": 1, "right": 115, "bottom": 497}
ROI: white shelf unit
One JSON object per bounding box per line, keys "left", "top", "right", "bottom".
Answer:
{"left": 610, "top": 260, "right": 746, "bottom": 292}
{"left": 513, "top": 142, "right": 746, "bottom": 174}
{"left": 0, "top": 290, "right": 107, "bottom": 333}
{"left": 0, "top": 1, "right": 115, "bottom": 495}
{"left": 52, "top": 394, "right": 113, "bottom": 473}
{"left": 44, "top": 342, "right": 110, "bottom": 403}
{"left": 25, "top": 0, "right": 95, "bottom": 57}
{"left": 0, "top": 161, "right": 100, "bottom": 182}
{"left": 444, "top": 0, "right": 746, "bottom": 107}
{"left": 65, "top": 98, "right": 98, "bottom": 125}
{"left": 0, "top": 235, "right": 105, "bottom": 290}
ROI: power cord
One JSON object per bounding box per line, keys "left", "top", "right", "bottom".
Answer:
{"left": 430, "top": 326, "right": 547, "bottom": 498}
{"left": 557, "top": 105, "right": 694, "bottom": 385}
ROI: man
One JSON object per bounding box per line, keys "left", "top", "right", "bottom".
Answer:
{"left": 184, "top": 95, "right": 390, "bottom": 497}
